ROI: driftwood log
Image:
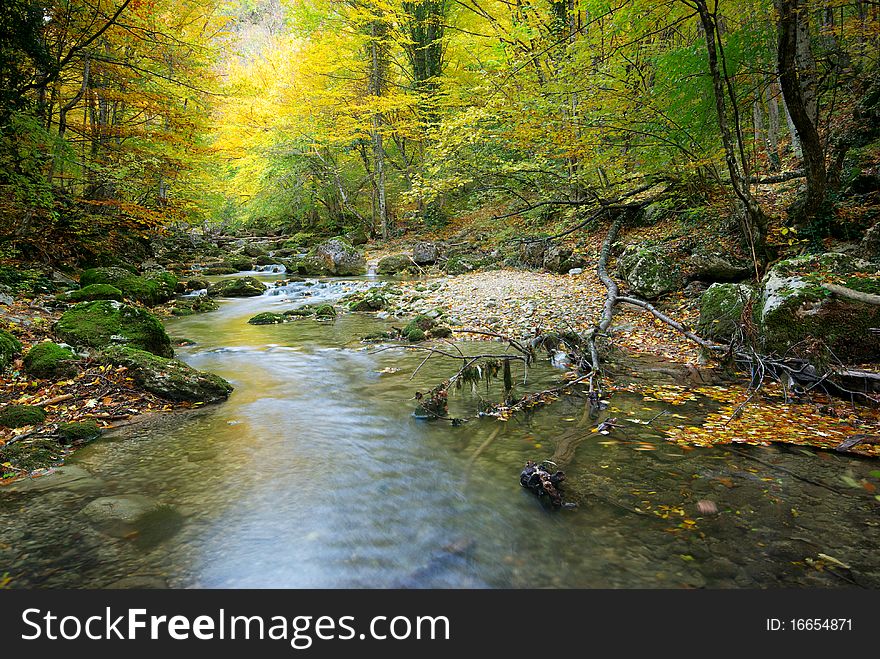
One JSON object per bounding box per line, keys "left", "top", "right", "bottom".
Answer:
{"left": 520, "top": 461, "right": 566, "bottom": 507}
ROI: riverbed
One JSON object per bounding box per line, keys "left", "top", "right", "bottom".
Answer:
{"left": 1, "top": 272, "right": 878, "bottom": 588}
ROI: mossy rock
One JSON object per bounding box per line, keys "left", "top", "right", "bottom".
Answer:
{"left": 248, "top": 312, "right": 288, "bottom": 325}
{"left": 427, "top": 326, "right": 453, "bottom": 339}
{"left": 282, "top": 232, "right": 317, "bottom": 250}
{"left": 348, "top": 291, "right": 387, "bottom": 311}
{"left": 171, "top": 296, "right": 219, "bottom": 316}
{"left": 378, "top": 254, "right": 413, "bottom": 275}
{"left": 307, "top": 238, "right": 366, "bottom": 276}
{"left": 57, "top": 420, "right": 101, "bottom": 445}
{"left": 0, "top": 438, "right": 63, "bottom": 472}
{"left": 313, "top": 304, "right": 337, "bottom": 319}
{"left": 0, "top": 329, "right": 22, "bottom": 370}
{"left": 403, "top": 314, "right": 436, "bottom": 341}
{"left": 285, "top": 307, "right": 315, "bottom": 317}
{"left": 79, "top": 267, "right": 178, "bottom": 306}
{"left": 242, "top": 244, "right": 268, "bottom": 258}
{"left": 444, "top": 256, "right": 474, "bottom": 276}
{"left": 0, "top": 404, "right": 47, "bottom": 428}
{"left": 60, "top": 284, "right": 124, "bottom": 303}
{"left": 254, "top": 255, "right": 281, "bottom": 266}
{"left": 223, "top": 256, "right": 254, "bottom": 271}
{"left": 617, "top": 244, "right": 684, "bottom": 299}
{"left": 756, "top": 253, "right": 880, "bottom": 360}
{"left": 697, "top": 284, "right": 753, "bottom": 342}
{"left": 55, "top": 300, "right": 173, "bottom": 358}
{"left": 23, "top": 342, "right": 78, "bottom": 378}
{"left": 207, "top": 277, "right": 265, "bottom": 297}
{"left": 101, "top": 346, "right": 233, "bottom": 403}
{"left": 202, "top": 266, "right": 238, "bottom": 275}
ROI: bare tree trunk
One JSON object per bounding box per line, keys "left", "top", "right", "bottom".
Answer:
{"left": 368, "top": 19, "right": 389, "bottom": 240}
{"left": 764, "top": 79, "right": 781, "bottom": 170}
{"left": 777, "top": 0, "right": 827, "bottom": 220}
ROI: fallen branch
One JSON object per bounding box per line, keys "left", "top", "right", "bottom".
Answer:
{"left": 822, "top": 283, "right": 880, "bottom": 306}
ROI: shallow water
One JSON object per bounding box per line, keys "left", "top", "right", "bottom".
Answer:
{"left": 1, "top": 273, "right": 879, "bottom": 588}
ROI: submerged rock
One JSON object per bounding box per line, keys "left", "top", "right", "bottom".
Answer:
{"left": 617, "top": 244, "right": 684, "bottom": 299}
{"left": 6, "top": 465, "right": 102, "bottom": 493}
{"left": 55, "top": 300, "right": 173, "bottom": 358}
{"left": 101, "top": 346, "right": 233, "bottom": 403}
{"left": 80, "top": 495, "right": 166, "bottom": 537}
{"left": 207, "top": 277, "right": 265, "bottom": 297}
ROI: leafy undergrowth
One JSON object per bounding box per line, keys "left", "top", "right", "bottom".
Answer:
{"left": 0, "top": 297, "right": 195, "bottom": 483}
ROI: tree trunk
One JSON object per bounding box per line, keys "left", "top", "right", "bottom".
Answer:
{"left": 777, "top": 0, "right": 827, "bottom": 220}
{"left": 764, "top": 79, "right": 781, "bottom": 170}
{"left": 368, "top": 19, "right": 389, "bottom": 240}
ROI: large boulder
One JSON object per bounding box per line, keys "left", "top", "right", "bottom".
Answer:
{"left": 308, "top": 238, "right": 366, "bottom": 276}
{"left": 543, "top": 245, "right": 585, "bottom": 274}
{"left": 519, "top": 241, "right": 546, "bottom": 268}
{"left": 861, "top": 222, "right": 880, "bottom": 261}
{"left": 55, "top": 300, "right": 173, "bottom": 358}
{"left": 756, "top": 253, "right": 880, "bottom": 360}
{"left": 59, "top": 284, "right": 124, "bottom": 303}
{"left": 687, "top": 250, "right": 753, "bottom": 282}
{"left": 697, "top": 283, "right": 753, "bottom": 342}
{"left": 207, "top": 277, "right": 266, "bottom": 297}
{"left": 412, "top": 242, "right": 439, "bottom": 265}
{"left": 79, "top": 267, "right": 178, "bottom": 306}
{"left": 101, "top": 346, "right": 233, "bottom": 403}
{"left": 344, "top": 227, "right": 369, "bottom": 246}
{"left": 377, "top": 254, "right": 412, "bottom": 275}
{"left": 617, "top": 244, "right": 684, "bottom": 299}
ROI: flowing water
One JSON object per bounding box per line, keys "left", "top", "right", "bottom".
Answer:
{"left": 1, "top": 272, "right": 879, "bottom": 588}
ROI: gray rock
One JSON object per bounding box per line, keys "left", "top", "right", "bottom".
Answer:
{"left": 861, "top": 222, "right": 880, "bottom": 260}
{"left": 519, "top": 241, "right": 546, "bottom": 268}
{"left": 617, "top": 244, "right": 684, "bottom": 299}
{"left": 688, "top": 251, "right": 752, "bottom": 282}
{"left": 543, "top": 245, "right": 584, "bottom": 274}
{"left": 309, "top": 238, "right": 366, "bottom": 275}
{"left": 0, "top": 293, "right": 13, "bottom": 305}
{"left": 413, "top": 242, "right": 440, "bottom": 265}
{"left": 568, "top": 268, "right": 584, "bottom": 275}
{"left": 697, "top": 283, "right": 753, "bottom": 341}
{"left": 81, "top": 495, "right": 164, "bottom": 537}
{"left": 377, "top": 254, "right": 412, "bottom": 274}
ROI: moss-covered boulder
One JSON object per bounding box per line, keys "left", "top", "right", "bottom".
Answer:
{"left": 247, "top": 310, "right": 312, "bottom": 324}
{"left": 170, "top": 296, "right": 219, "bottom": 316}
{"left": 0, "top": 329, "right": 22, "bottom": 370}
{"left": 347, "top": 290, "right": 387, "bottom": 311}
{"left": 403, "top": 314, "right": 437, "bottom": 341}
{"left": 697, "top": 284, "right": 753, "bottom": 342}
{"left": 57, "top": 420, "right": 101, "bottom": 445}
{"left": 0, "top": 404, "right": 47, "bottom": 428}
{"left": 313, "top": 304, "right": 337, "bottom": 319}
{"left": 23, "top": 342, "right": 78, "bottom": 378}
{"left": 242, "top": 244, "right": 268, "bottom": 258}
{"left": 377, "top": 254, "right": 412, "bottom": 275}
{"left": 617, "top": 244, "right": 684, "bottom": 299}
{"left": 756, "top": 253, "right": 880, "bottom": 360}
{"left": 55, "top": 300, "right": 173, "bottom": 358}
{"left": 223, "top": 256, "right": 254, "bottom": 271}
{"left": 79, "top": 267, "right": 178, "bottom": 306}
{"left": 202, "top": 266, "right": 238, "bottom": 275}
{"left": 60, "top": 284, "right": 124, "bottom": 303}
{"left": 444, "top": 256, "right": 475, "bottom": 275}
{"left": 345, "top": 227, "right": 369, "bottom": 246}
{"left": 101, "top": 346, "right": 233, "bottom": 403}
{"left": 307, "top": 238, "right": 366, "bottom": 276}
{"left": 207, "top": 277, "right": 265, "bottom": 297}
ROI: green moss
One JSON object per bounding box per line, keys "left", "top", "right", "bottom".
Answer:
{"left": 349, "top": 292, "right": 387, "bottom": 311}
{"left": 101, "top": 346, "right": 233, "bottom": 403}
{"left": 404, "top": 315, "right": 436, "bottom": 335}
{"left": 79, "top": 267, "right": 177, "bottom": 306}
{"left": 445, "top": 256, "right": 474, "bottom": 275}
{"left": 23, "top": 342, "right": 77, "bottom": 378}
{"left": 171, "top": 296, "right": 219, "bottom": 316}
{"left": 285, "top": 307, "right": 315, "bottom": 317}
{"left": 428, "top": 326, "right": 453, "bottom": 338}
{"left": 248, "top": 312, "right": 287, "bottom": 325}
{"left": 57, "top": 420, "right": 101, "bottom": 445}
{"left": 314, "top": 304, "right": 337, "bottom": 318}
{"left": 55, "top": 300, "right": 173, "bottom": 358}
{"left": 202, "top": 266, "right": 238, "bottom": 275}
{"left": 377, "top": 254, "right": 412, "bottom": 274}
{"left": 0, "top": 404, "right": 47, "bottom": 428}
{"left": 60, "top": 284, "right": 124, "bottom": 302}
{"left": 0, "top": 329, "right": 22, "bottom": 370}
{"left": 207, "top": 277, "right": 265, "bottom": 297}
{"left": 0, "top": 438, "right": 62, "bottom": 471}
{"left": 223, "top": 256, "right": 254, "bottom": 271}
{"left": 405, "top": 327, "right": 426, "bottom": 342}
{"left": 697, "top": 284, "right": 752, "bottom": 342}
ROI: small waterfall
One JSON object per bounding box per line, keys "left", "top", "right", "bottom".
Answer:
{"left": 182, "top": 288, "right": 208, "bottom": 298}
{"left": 254, "top": 264, "right": 287, "bottom": 274}
{"left": 262, "top": 278, "right": 380, "bottom": 304}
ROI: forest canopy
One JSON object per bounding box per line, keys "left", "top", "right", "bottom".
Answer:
{"left": 1, "top": 0, "right": 879, "bottom": 262}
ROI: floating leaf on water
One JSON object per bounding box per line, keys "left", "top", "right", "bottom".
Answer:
{"left": 841, "top": 475, "right": 861, "bottom": 488}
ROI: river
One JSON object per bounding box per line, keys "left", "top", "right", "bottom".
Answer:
{"left": 1, "top": 271, "right": 878, "bottom": 588}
